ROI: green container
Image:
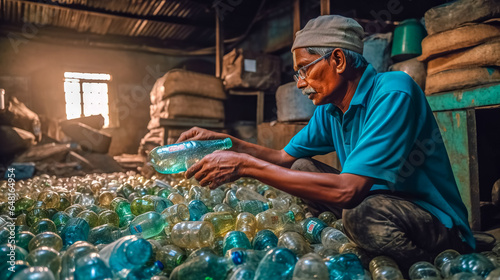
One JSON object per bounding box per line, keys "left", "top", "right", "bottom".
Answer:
{"left": 391, "top": 19, "right": 427, "bottom": 62}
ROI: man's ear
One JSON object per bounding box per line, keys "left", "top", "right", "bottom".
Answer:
{"left": 332, "top": 48, "right": 347, "bottom": 74}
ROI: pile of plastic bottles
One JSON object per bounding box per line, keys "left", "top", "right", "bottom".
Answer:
{"left": 1, "top": 172, "right": 500, "bottom": 280}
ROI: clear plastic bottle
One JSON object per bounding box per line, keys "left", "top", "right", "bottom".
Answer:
{"left": 235, "top": 200, "right": 270, "bottom": 215}
{"left": 201, "top": 211, "right": 236, "bottom": 237}
{"left": 25, "top": 246, "right": 61, "bottom": 277}
{"left": 434, "top": 249, "right": 460, "bottom": 278}
{"left": 168, "top": 192, "right": 186, "bottom": 205}
{"left": 278, "top": 231, "right": 312, "bottom": 257}
{"left": 333, "top": 219, "right": 344, "bottom": 232}
{"left": 65, "top": 204, "right": 86, "bottom": 218}
{"left": 448, "top": 253, "right": 496, "bottom": 278}
{"left": 268, "top": 197, "right": 292, "bottom": 211}
{"left": 98, "top": 191, "right": 116, "bottom": 209}
{"left": 157, "top": 244, "right": 187, "bottom": 275}
{"left": 51, "top": 211, "right": 71, "bottom": 230}
{"left": 254, "top": 247, "right": 298, "bottom": 279}
{"left": 223, "top": 231, "right": 252, "bottom": 255}
{"left": 252, "top": 229, "right": 278, "bottom": 251}
{"left": 188, "top": 200, "right": 210, "bottom": 221}
{"left": 162, "top": 204, "right": 191, "bottom": 233}
{"left": 130, "top": 195, "right": 173, "bottom": 216}
{"left": 110, "top": 197, "right": 135, "bottom": 227}
{"left": 227, "top": 249, "right": 266, "bottom": 269}
{"left": 408, "top": 261, "right": 442, "bottom": 280}
{"left": 302, "top": 217, "right": 327, "bottom": 244}
{"left": 97, "top": 210, "right": 120, "bottom": 227}
{"left": 61, "top": 218, "right": 90, "bottom": 247}
{"left": 292, "top": 252, "right": 329, "bottom": 280}
{"left": 325, "top": 253, "right": 367, "bottom": 280}
{"left": 187, "top": 186, "right": 210, "bottom": 204}
{"left": 255, "top": 209, "right": 295, "bottom": 233}
{"left": 29, "top": 218, "right": 57, "bottom": 235}
{"left": 0, "top": 244, "right": 28, "bottom": 264}
{"left": 171, "top": 221, "right": 215, "bottom": 249}
{"left": 60, "top": 241, "right": 99, "bottom": 280}
{"left": 37, "top": 191, "right": 60, "bottom": 209}
{"left": 449, "top": 272, "right": 483, "bottom": 280}
{"left": 148, "top": 138, "right": 233, "bottom": 174}
{"left": 99, "top": 235, "right": 153, "bottom": 278}
{"left": 15, "top": 231, "right": 35, "bottom": 251}
{"left": 0, "top": 260, "right": 29, "bottom": 280}
{"left": 28, "top": 231, "right": 63, "bottom": 252}
{"left": 76, "top": 210, "right": 99, "bottom": 228}
{"left": 321, "top": 227, "right": 350, "bottom": 252}
{"left": 289, "top": 204, "right": 306, "bottom": 221}
{"left": 369, "top": 255, "right": 404, "bottom": 280}
{"left": 226, "top": 264, "right": 256, "bottom": 280}
{"left": 126, "top": 260, "right": 164, "bottom": 280}
{"left": 169, "top": 253, "right": 233, "bottom": 280}
{"left": 11, "top": 266, "right": 56, "bottom": 280}
{"left": 74, "top": 252, "right": 113, "bottom": 280}
{"left": 213, "top": 203, "right": 237, "bottom": 216}
{"left": 116, "top": 210, "right": 182, "bottom": 239}
{"left": 209, "top": 188, "right": 226, "bottom": 208}
{"left": 338, "top": 243, "right": 371, "bottom": 269}
{"left": 88, "top": 224, "right": 120, "bottom": 245}
{"left": 235, "top": 187, "right": 267, "bottom": 202}
{"left": 224, "top": 189, "right": 240, "bottom": 208}
{"left": 235, "top": 212, "right": 257, "bottom": 241}
{"left": 14, "top": 197, "right": 35, "bottom": 216}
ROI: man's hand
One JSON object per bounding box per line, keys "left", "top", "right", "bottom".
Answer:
{"left": 176, "top": 127, "right": 227, "bottom": 143}
{"left": 185, "top": 150, "right": 249, "bottom": 189}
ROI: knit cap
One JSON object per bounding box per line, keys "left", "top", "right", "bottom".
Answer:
{"left": 292, "top": 15, "right": 364, "bottom": 54}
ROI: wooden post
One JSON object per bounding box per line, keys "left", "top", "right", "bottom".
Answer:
{"left": 215, "top": 9, "right": 224, "bottom": 78}
{"left": 320, "top": 0, "right": 330, "bottom": 15}
{"left": 293, "top": 0, "right": 300, "bottom": 39}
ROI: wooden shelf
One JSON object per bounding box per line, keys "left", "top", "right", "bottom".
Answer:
{"left": 228, "top": 90, "right": 265, "bottom": 124}
{"left": 426, "top": 83, "right": 500, "bottom": 230}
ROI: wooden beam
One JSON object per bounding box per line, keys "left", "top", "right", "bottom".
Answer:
{"left": 9, "top": 0, "right": 213, "bottom": 29}
{"left": 293, "top": 0, "right": 300, "bottom": 39}
{"left": 0, "top": 23, "right": 214, "bottom": 55}
{"left": 320, "top": 0, "right": 330, "bottom": 15}
{"left": 215, "top": 9, "right": 224, "bottom": 78}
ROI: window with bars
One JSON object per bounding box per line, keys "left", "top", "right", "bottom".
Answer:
{"left": 64, "top": 72, "right": 111, "bottom": 127}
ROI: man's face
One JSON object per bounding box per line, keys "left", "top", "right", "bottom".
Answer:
{"left": 293, "top": 48, "right": 345, "bottom": 106}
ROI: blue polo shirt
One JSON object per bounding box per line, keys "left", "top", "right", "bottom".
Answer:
{"left": 284, "top": 64, "right": 475, "bottom": 249}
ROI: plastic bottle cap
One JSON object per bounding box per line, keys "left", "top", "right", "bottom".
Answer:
{"left": 155, "top": 261, "right": 164, "bottom": 270}
{"left": 263, "top": 202, "right": 270, "bottom": 211}
{"left": 231, "top": 251, "right": 244, "bottom": 265}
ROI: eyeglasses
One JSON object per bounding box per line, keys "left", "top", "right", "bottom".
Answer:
{"left": 293, "top": 52, "right": 332, "bottom": 82}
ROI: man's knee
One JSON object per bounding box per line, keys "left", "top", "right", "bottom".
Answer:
{"left": 291, "top": 157, "right": 340, "bottom": 174}
{"left": 290, "top": 158, "right": 315, "bottom": 171}
{"left": 342, "top": 196, "right": 396, "bottom": 251}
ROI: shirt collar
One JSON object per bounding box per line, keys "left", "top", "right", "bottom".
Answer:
{"left": 350, "top": 64, "right": 377, "bottom": 107}
{"left": 325, "top": 64, "right": 377, "bottom": 122}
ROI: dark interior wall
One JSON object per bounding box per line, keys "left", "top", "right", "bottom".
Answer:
{"left": 0, "top": 37, "right": 214, "bottom": 156}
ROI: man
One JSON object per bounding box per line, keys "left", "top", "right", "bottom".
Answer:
{"left": 177, "top": 15, "right": 475, "bottom": 271}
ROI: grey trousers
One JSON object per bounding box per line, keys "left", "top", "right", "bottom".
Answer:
{"left": 291, "top": 158, "right": 473, "bottom": 273}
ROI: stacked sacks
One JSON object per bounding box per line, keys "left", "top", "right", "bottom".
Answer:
{"left": 139, "top": 70, "right": 226, "bottom": 155}
{"left": 418, "top": 0, "right": 500, "bottom": 95}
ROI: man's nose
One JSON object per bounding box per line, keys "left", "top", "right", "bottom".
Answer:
{"left": 296, "top": 77, "right": 308, "bottom": 89}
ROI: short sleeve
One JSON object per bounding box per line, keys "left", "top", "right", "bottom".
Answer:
{"left": 284, "top": 106, "right": 336, "bottom": 158}
{"left": 341, "top": 91, "right": 419, "bottom": 184}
